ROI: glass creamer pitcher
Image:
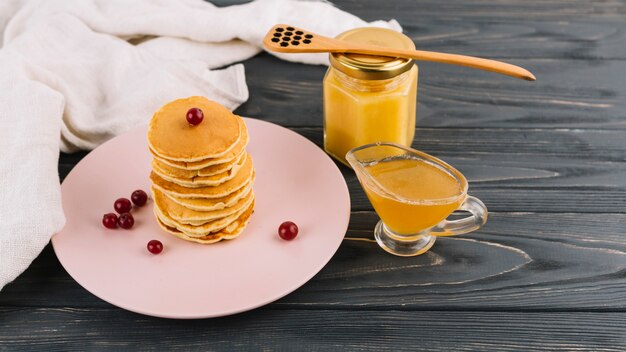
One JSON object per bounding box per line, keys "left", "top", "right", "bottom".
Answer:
{"left": 346, "top": 142, "right": 488, "bottom": 256}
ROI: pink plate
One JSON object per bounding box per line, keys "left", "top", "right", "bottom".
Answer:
{"left": 52, "top": 118, "right": 350, "bottom": 319}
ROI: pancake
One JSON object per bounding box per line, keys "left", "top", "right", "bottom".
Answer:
{"left": 164, "top": 180, "right": 253, "bottom": 212}
{"left": 158, "top": 191, "right": 254, "bottom": 227}
{"left": 152, "top": 186, "right": 253, "bottom": 225}
{"left": 155, "top": 201, "right": 254, "bottom": 244}
{"left": 151, "top": 152, "right": 247, "bottom": 188}
{"left": 148, "top": 96, "right": 256, "bottom": 245}
{"left": 150, "top": 154, "right": 254, "bottom": 198}
{"left": 155, "top": 194, "right": 255, "bottom": 236}
{"left": 148, "top": 96, "right": 241, "bottom": 162}
{"left": 152, "top": 150, "right": 246, "bottom": 179}
{"left": 150, "top": 117, "right": 249, "bottom": 170}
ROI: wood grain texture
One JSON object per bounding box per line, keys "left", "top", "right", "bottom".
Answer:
{"left": 61, "top": 126, "right": 626, "bottom": 214}
{"left": 238, "top": 55, "right": 626, "bottom": 129}
{"left": 2, "top": 0, "right": 626, "bottom": 350}
{"left": 293, "top": 127, "right": 626, "bottom": 213}
{"left": 2, "top": 212, "right": 625, "bottom": 310}
{"left": 336, "top": 0, "right": 626, "bottom": 59}
{"left": 0, "top": 308, "right": 624, "bottom": 351}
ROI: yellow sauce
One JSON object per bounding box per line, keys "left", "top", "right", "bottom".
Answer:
{"left": 322, "top": 27, "right": 419, "bottom": 166}
{"left": 323, "top": 67, "right": 418, "bottom": 166}
{"left": 362, "top": 158, "right": 464, "bottom": 234}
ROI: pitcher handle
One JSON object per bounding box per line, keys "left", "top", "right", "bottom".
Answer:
{"left": 429, "top": 196, "right": 488, "bottom": 237}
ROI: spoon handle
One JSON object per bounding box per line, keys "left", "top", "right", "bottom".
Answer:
{"left": 263, "top": 24, "right": 536, "bottom": 81}
{"left": 334, "top": 41, "right": 535, "bottom": 81}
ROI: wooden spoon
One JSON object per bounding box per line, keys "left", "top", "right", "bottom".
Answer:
{"left": 263, "top": 24, "right": 535, "bottom": 81}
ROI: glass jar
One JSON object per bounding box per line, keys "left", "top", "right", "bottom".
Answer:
{"left": 323, "top": 27, "right": 418, "bottom": 166}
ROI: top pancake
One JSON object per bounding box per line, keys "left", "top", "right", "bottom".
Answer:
{"left": 148, "top": 96, "right": 241, "bottom": 162}
{"left": 150, "top": 116, "right": 249, "bottom": 170}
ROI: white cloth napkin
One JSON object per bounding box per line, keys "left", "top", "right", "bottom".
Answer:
{"left": 0, "top": 0, "right": 401, "bottom": 290}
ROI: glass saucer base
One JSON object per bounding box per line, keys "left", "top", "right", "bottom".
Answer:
{"left": 374, "top": 221, "right": 436, "bottom": 257}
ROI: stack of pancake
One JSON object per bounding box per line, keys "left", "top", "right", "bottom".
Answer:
{"left": 147, "top": 96, "right": 255, "bottom": 244}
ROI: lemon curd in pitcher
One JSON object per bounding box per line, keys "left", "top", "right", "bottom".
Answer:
{"left": 348, "top": 143, "right": 487, "bottom": 257}
{"left": 362, "top": 158, "right": 465, "bottom": 235}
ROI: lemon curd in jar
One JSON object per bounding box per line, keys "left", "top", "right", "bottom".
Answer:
{"left": 323, "top": 27, "right": 418, "bottom": 166}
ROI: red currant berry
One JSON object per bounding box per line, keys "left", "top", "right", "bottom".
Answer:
{"left": 278, "top": 221, "right": 298, "bottom": 240}
{"left": 147, "top": 240, "right": 163, "bottom": 254}
{"left": 131, "top": 190, "right": 148, "bottom": 207}
{"left": 186, "top": 108, "right": 204, "bottom": 126}
{"left": 102, "top": 213, "right": 118, "bottom": 229}
{"left": 118, "top": 212, "right": 134, "bottom": 229}
{"left": 114, "top": 198, "right": 132, "bottom": 214}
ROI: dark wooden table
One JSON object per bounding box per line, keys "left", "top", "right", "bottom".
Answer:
{"left": 2, "top": 0, "right": 626, "bottom": 350}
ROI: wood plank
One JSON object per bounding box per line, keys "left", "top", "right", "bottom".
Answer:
{"left": 3, "top": 0, "right": 625, "bottom": 350}
{"left": 402, "top": 18, "right": 626, "bottom": 61}
{"left": 238, "top": 55, "right": 626, "bottom": 129}
{"left": 339, "top": 0, "right": 626, "bottom": 58}
{"left": 210, "top": 0, "right": 626, "bottom": 60}
{"left": 340, "top": 157, "right": 626, "bottom": 213}
{"left": 281, "top": 212, "right": 626, "bottom": 310}
{"left": 211, "top": 0, "right": 626, "bottom": 60}
{"left": 62, "top": 127, "right": 626, "bottom": 165}
{"left": 292, "top": 127, "right": 626, "bottom": 161}
{"left": 296, "top": 128, "right": 626, "bottom": 212}
{"left": 3, "top": 212, "right": 625, "bottom": 311}
{"left": 342, "top": 174, "right": 626, "bottom": 214}
{"left": 0, "top": 307, "right": 624, "bottom": 351}
{"left": 61, "top": 126, "right": 626, "bottom": 213}
{"left": 336, "top": 0, "right": 626, "bottom": 21}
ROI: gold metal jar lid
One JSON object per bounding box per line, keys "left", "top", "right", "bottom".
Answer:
{"left": 329, "top": 27, "right": 415, "bottom": 80}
